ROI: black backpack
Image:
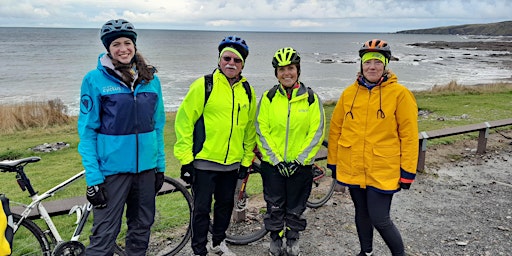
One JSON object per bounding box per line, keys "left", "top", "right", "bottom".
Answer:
{"left": 192, "top": 73, "right": 252, "bottom": 156}
{"left": 0, "top": 194, "right": 13, "bottom": 255}
{"left": 266, "top": 83, "right": 315, "bottom": 105}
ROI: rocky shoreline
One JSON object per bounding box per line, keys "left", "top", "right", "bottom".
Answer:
{"left": 409, "top": 40, "right": 512, "bottom": 71}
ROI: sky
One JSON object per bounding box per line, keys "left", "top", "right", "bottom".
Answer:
{"left": 1, "top": 0, "right": 511, "bottom": 33}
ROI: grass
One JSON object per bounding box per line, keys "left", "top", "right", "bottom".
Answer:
{"left": 1, "top": 81, "right": 511, "bottom": 246}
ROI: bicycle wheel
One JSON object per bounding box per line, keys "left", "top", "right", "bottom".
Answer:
{"left": 116, "top": 176, "right": 193, "bottom": 256}
{"left": 223, "top": 169, "right": 268, "bottom": 245}
{"left": 12, "top": 213, "right": 53, "bottom": 256}
{"left": 306, "top": 164, "right": 336, "bottom": 209}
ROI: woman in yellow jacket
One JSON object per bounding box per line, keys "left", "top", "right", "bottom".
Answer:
{"left": 327, "top": 39, "right": 418, "bottom": 256}
{"left": 256, "top": 47, "right": 325, "bottom": 256}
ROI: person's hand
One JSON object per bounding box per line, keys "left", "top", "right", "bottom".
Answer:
{"left": 275, "top": 162, "right": 290, "bottom": 177}
{"left": 327, "top": 164, "right": 336, "bottom": 179}
{"left": 155, "top": 172, "right": 165, "bottom": 193}
{"left": 399, "top": 181, "right": 412, "bottom": 190}
{"left": 287, "top": 160, "right": 303, "bottom": 176}
{"left": 238, "top": 165, "right": 249, "bottom": 180}
{"left": 86, "top": 184, "right": 107, "bottom": 208}
{"left": 180, "top": 163, "right": 195, "bottom": 184}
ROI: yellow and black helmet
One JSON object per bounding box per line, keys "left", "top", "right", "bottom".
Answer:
{"left": 272, "top": 47, "right": 301, "bottom": 68}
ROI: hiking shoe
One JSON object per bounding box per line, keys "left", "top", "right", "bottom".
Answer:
{"left": 269, "top": 238, "right": 283, "bottom": 256}
{"left": 207, "top": 240, "right": 236, "bottom": 256}
{"left": 286, "top": 239, "right": 300, "bottom": 256}
{"left": 357, "top": 252, "right": 373, "bottom": 256}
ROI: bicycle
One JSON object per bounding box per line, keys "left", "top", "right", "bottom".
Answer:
{"left": 0, "top": 156, "right": 193, "bottom": 256}
{"left": 221, "top": 141, "right": 336, "bottom": 245}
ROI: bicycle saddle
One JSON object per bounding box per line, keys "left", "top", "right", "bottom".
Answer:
{"left": 0, "top": 156, "right": 41, "bottom": 170}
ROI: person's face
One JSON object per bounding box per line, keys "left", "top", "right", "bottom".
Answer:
{"left": 109, "top": 37, "right": 135, "bottom": 64}
{"left": 362, "top": 59, "right": 385, "bottom": 83}
{"left": 276, "top": 64, "right": 298, "bottom": 88}
{"left": 219, "top": 51, "right": 243, "bottom": 79}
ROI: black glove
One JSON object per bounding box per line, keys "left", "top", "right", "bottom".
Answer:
{"left": 327, "top": 164, "right": 337, "bottom": 179}
{"left": 399, "top": 181, "right": 412, "bottom": 190}
{"left": 287, "top": 160, "right": 303, "bottom": 176}
{"left": 238, "top": 166, "right": 249, "bottom": 180}
{"left": 275, "top": 162, "right": 290, "bottom": 177}
{"left": 155, "top": 172, "right": 165, "bottom": 193}
{"left": 180, "top": 163, "right": 195, "bottom": 184}
{"left": 86, "top": 185, "right": 107, "bottom": 209}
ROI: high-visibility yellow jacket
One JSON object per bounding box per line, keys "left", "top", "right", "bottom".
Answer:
{"left": 327, "top": 73, "right": 418, "bottom": 193}
{"left": 256, "top": 83, "right": 325, "bottom": 165}
{"left": 174, "top": 69, "right": 257, "bottom": 167}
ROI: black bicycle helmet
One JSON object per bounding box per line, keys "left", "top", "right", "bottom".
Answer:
{"left": 100, "top": 19, "right": 137, "bottom": 49}
{"left": 272, "top": 47, "right": 301, "bottom": 68}
{"left": 358, "top": 39, "right": 391, "bottom": 59}
{"left": 218, "top": 35, "right": 249, "bottom": 60}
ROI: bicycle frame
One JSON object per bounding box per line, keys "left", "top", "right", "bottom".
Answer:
{"left": 14, "top": 169, "right": 88, "bottom": 244}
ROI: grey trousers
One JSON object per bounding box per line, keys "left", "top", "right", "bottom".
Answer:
{"left": 86, "top": 170, "right": 157, "bottom": 256}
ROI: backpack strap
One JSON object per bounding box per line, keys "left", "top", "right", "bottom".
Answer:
{"left": 266, "top": 85, "right": 280, "bottom": 103}
{"left": 203, "top": 73, "right": 214, "bottom": 107}
{"left": 267, "top": 84, "right": 315, "bottom": 105}
{"left": 204, "top": 73, "right": 251, "bottom": 105}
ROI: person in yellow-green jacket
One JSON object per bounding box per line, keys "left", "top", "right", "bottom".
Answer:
{"left": 174, "top": 35, "right": 256, "bottom": 256}
{"left": 327, "top": 39, "right": 419, "bottom": 256}
{"left": 255, "top": 47, "right": 325, "bottom": 256}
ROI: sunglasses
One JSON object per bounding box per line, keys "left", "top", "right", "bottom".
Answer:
{"left": 222, "top": 56, "right": 243, "bottom": 63}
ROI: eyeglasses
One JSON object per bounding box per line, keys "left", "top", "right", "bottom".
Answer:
{"left": 222, "top": 56, "right": 243, "bottom": 63}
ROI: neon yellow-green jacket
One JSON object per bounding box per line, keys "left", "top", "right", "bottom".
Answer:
{"left": 256, "top": 83, "right": 325, "bottom": 165}
{"left": 327, "top": 72, "right": 418, "bottom": 193}
{"left": 174, "top": 69, "right": 257, "bottom": 167}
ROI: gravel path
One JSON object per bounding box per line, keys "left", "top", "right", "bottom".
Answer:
{"left": 175, "top": 130, "right": 512, "bottom": 256}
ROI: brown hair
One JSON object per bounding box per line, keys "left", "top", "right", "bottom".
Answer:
{"left": 110, "top": 52, "right": 156, "bottom": 89}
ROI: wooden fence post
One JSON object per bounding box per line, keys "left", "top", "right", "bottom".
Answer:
{"left": 477, "top": 122, "right": 491, "bottom": 154}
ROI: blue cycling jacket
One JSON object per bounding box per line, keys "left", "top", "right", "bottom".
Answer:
{"left": 78, "top": 53, "right": 166, "bottom": 186}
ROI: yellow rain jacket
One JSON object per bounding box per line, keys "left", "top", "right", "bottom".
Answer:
{"left": 174, "top": 69, "right": 257, "bottom": 167}
{"left": 256, "top": 83, "right": 325, "bottom": 165}
{"left": 327, "top": 72, "right": 418, "bottom": 193}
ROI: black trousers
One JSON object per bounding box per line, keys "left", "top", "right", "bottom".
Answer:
{"left": 349, "top": 188, "right": 405, "bottom": 256}
{"left": 260, "top": 161, "right": 312, "bottom": 240}
{"left": 190, "top": 169, "right": 238, "bottom": 255}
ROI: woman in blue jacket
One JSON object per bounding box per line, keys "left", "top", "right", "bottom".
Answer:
{"left": 78, "top": 19, "right": 166, "bottom": 255}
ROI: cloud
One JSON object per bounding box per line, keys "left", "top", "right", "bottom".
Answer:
{"left": 0, "top": 0, "right": 510, "bottom": 32}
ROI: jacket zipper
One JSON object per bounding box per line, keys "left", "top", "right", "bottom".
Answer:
{"left": 224, "top": 88, "right": 235, "bottom": 163}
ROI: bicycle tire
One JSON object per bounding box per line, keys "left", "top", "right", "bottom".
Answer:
{"left": 222, "top": 170, "right": 268, "bottom": 245}
{"left": 306, "top": 164, "right": 336, "bottom": 208}
{"left": 12, "top": 213, "right": 53, "bottom": 256}
{"left": 115, "top": 176, "right": 193, "bottom": 256}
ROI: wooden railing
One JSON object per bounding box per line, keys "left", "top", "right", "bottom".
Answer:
{"left": 417, "top": 118, "right": 512, "bottom": 171}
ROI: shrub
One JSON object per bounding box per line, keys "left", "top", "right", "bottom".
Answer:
{"left": 0, "top": 99, "right": 71, "bottom": 133}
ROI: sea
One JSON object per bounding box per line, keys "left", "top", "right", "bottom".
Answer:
{"left": 1, "top": 27, "right": 511, "bottom": 115}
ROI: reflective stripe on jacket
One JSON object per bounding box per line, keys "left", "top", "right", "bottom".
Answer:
{"left": 327, "top": 73, "right": 418, "bottom": 193}
{"left": 78, "top": 53, "right": 166, "bottom": 186}
{"left": 256, "top": 83, "right": 325, "bottom": 165}
{"left": 174, "top": 69, "right": 257, "bottom": 167}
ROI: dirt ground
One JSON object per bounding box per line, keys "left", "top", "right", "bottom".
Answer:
{"left": 176, "top": 129, "right": 512, "bottom": 256}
